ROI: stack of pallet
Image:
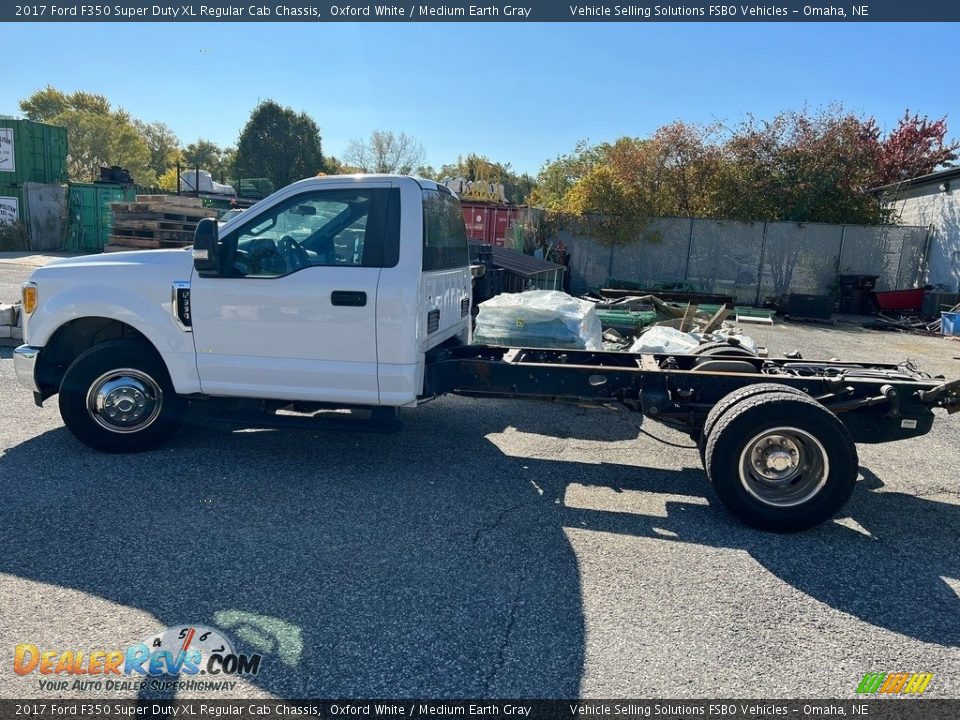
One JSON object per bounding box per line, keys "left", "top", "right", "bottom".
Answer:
{"left": 105, "top": 195, "right": 217, "bottom": 252}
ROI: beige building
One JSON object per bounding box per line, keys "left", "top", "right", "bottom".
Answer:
{"left": 875, "top": 167, "right": 960, "bottom": 291}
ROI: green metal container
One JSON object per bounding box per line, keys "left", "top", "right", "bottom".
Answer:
{"left": 0, "top": 184, "right": 28, "bottom": 250}
{"left": 0, "top": 183, "right": 25, "bottom": 222}
{"left": 67, "top": 182, "right": 126, "bottom": 252}
{"left": 0, "top": 118, "right": 69, "bottom": 185}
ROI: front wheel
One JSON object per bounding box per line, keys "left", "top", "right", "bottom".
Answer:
{"left": 703, "top": 391, "right": 858, "bottom": 532}
{"left": 58, "top": 341, "right": 183, "bottom": 453}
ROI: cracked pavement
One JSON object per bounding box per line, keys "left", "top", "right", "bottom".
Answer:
{"left": 1, "top": 294, "right": 958, "bottom": 698}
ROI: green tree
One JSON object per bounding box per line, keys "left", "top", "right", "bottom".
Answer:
{"left": 534, "top": 107, "right": 958, "bottom": 233}
{"left": 529, "top": 140, "right": 607, "bottom": 210}
{"left": 136, "top": 121, "right": 180, "bottom": 181}
{"left": 322, "top": 155, "right": 346, "bottom": 174}
{"left": 19, "top": 86, "right": 155, "bottom": 184}
{"left": 715, "top": 108, "right": 884, "bottom": 224}
{"left": 234, "top": 100, "right": 324, "bottom": 188}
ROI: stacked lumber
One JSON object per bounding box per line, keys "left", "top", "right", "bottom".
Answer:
{"left": 105, "top": 195, "right": 217, "bottom": 252}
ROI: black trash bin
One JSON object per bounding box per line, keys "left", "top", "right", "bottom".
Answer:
{"left": 838, "top": 274, "right": 879, "bottom": 314}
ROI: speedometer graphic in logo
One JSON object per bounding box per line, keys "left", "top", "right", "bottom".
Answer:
{"left": 142, "top": 625, "right": 234, "bottom": 655}
{"left": 136, "top": 626, "right": 235, "bottom": 674}
{"left": 129, "top": 625, "right": 262, "bottom": 678}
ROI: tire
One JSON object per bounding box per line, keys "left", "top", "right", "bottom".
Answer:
{"left": 58, "top": 340, "right": 184, "bottom": 453}
{"left": 692, "top": 341, "right": 757, "bottom": 357}
{"left": 703, "top": 391, "right": 858, "bottom": 532}
{"left": 698, "top": 383, "right": 808, "bottom": 465}
{"left": 691, "top": 341, "right": 732, "bottom": 355}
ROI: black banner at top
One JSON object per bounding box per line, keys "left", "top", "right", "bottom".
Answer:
{"left": 4, "top": 1, "right": 960, "bottom": 22}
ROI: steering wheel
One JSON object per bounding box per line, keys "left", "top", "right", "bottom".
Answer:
{"left": 277, "top": 235, "right": 310, "bottom": 271}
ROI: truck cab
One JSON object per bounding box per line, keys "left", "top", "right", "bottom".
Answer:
{"left": 15, "top": 175, "right": 472, "bottom": 451}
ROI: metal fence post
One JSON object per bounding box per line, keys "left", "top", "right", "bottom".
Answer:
{"left": 608, "top": 242, "right": 615, "bottom": 284}
{"left": 835, "top": 225, "right": 847, "bottom": 297}
{"left": 754, "top": 221, "right": 768, "bottom": 306}
{"left": 894, "top": 228, "right": 906, "bottom": 289}
{"left": 684, "top": 217, "right": 695, "bottom": 282}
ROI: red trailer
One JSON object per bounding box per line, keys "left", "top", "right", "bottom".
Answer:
{"left": 460, "top": 201, "right": 523, "bottom": 247}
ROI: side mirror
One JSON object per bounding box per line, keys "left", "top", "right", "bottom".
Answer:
{"left": 193, "top": 218, "right": 219, "bottom": 274}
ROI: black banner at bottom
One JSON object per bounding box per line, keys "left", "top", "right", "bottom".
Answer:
{"left": 0, "top": 700, "right": 957, "bottom": 720}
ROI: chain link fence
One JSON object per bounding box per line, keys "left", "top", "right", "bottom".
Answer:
{"left": 553, "top": 218, "right": 930, "bottom": 303}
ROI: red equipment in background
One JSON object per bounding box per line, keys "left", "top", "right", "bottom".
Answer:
{"left": 460, "top": 202, "right": 523, "bottom": 247}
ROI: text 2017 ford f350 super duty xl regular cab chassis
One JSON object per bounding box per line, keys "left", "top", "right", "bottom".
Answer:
{"left": 12, "top": 175, "right": 960, "bottom": 531}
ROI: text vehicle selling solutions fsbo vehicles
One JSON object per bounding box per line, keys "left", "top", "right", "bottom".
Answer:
{"left": 13, "top": 175, "right": 960, "bottom": 531}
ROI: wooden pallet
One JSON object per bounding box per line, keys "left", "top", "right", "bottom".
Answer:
{"left": 106, "top": 235, "right": 193, "bottom": 250}
{"left": 111, "top": 203, "right": 216, "bottom": 220}
{"left": 113, "top": 218, "right": 199, "bottom": 232}
{"left": 113, "top": 211, "right": 214, "bottom": 224}
{"left": 112, "top": 227, "right": 195, "bottom": 242}
{"left": 105, "top": 193, "right": 214, "bottom": 253}
{"left": 134, "top": 194, "right": 205, "bottom": 207}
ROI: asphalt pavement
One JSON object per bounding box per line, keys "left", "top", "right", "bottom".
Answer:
{"left": 0, "top": 271, "right": 958, "bottom": 700}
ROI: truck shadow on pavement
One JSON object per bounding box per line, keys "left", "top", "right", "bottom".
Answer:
{"left": 0, "top": 395, "right": 957, "bottom": 701}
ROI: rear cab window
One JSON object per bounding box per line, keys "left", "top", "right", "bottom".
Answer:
{"left": 422, "top": 189, "right": 469, "bottom": 272}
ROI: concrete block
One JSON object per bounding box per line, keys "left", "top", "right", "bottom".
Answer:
{"left": 0, "top": 326, "right": 11, "bottom": 339}
{"left": 11, "top": 326, "right": 23, "bottom": 339}
{"left": 0, "top": 305, "right": 14, "bottom": 326}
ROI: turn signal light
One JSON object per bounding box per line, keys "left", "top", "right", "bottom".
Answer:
{"left": 22, "top": 283, "right": 37, "bottom": 315}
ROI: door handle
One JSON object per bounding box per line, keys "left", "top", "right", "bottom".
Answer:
{"left": 331, "top": 290, "right": 367, "bottom": 307}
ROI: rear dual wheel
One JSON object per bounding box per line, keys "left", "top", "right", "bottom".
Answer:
{"left": 691, "top": 341, "right": 756, "bottom": 358}
{"left": 701, "top": 390, "right": 858, "bottom": 532}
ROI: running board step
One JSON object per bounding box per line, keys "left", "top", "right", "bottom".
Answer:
{"left": 185, "top": 407, "right": 403, "bottom": 434}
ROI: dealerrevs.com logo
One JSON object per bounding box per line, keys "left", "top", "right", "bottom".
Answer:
{"left": 13, "top": 625, "right": 262, "bottom": 692}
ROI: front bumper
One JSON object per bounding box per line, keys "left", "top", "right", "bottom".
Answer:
{"left": 13, "top": 345, "right": 41, "bottom": 394}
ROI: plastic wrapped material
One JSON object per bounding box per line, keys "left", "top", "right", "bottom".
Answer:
{"left": 628, "top": 326, "right": 701, "bottom": 354}
{"left": 179, "top": 169, "right": 236, "bottom": 196}
{"left": 474, "top": 291, "right": 603, "bottom": 350}
{"left": 709, "top": 325, "right": 758, "bottom": 354}
{"left": 628, "top": 324, "right": 758, "bottom": 355}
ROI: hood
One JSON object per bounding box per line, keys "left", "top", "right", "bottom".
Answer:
{"left": 40, "top": 247, "right": 194, "bottom": 271}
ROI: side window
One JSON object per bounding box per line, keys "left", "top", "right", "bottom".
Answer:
{"left": 224, "top": 188, "right": 396, "bottom": 278}
{"left": 422, "top": 189, "right": 469, "bottom": 272}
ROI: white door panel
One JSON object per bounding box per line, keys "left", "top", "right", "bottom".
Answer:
{"left": 191, "top": 267, "right": 381, "bottom": 403}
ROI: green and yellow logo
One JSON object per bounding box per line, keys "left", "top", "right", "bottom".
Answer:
{"left": 856, "top": 672, "right": 933, "bottom": 695}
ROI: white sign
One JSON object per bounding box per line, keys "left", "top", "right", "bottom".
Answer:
{"left": 0, "top": 196, "right": 19, "bottom": 225}
{"left": 0, "top": 128, "right": 14, "bottom": 173}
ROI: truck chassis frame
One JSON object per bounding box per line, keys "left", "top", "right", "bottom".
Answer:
{"left": 422, "top": 344, "right": 959, "bottom": 532}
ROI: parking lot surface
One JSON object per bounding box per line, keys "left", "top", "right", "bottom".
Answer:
{"left": 1, "top": 277, "right": 958, "bottom": 699}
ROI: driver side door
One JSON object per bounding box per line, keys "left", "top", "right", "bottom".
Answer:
{"left": 190, "top": 182, "right": 396, "bottom": 405}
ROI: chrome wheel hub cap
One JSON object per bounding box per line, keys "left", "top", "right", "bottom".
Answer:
{"left": 750, "top": 434, "right": 800, "bottom": 481}
{"left": 87, "top": 369, "right": 163, "bottom": 433}
{"left": 738, "top": 427, "right": 829, "bottom": 508}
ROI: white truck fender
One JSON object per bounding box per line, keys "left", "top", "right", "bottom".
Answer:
{"left": 28, "top": 285, "right": 201, "bottom": 395}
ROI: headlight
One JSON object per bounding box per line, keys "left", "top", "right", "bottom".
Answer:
{"left": 22, "top": 282, "right": 37, "bottom": 315}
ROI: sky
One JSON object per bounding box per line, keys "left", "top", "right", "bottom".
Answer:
{"left": 4, "top": 22, "right": 959, "bottom": 175}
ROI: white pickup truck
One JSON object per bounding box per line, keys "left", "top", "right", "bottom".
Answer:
{"left": 13, "top": 174, "right": 960, "bottom": 531}
{"left": 15, "top": 175, "right": 471, "bottom": 451}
